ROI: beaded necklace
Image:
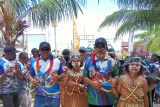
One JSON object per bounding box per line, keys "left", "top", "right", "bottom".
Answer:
{"left": 36, "top": 57, "right": 54, "bottom": 74}
{"left": 68, "top": 69, "right": 83, "bottom": 77}
{"left": 65, "top": 69, "right": 85, "bottom": 95}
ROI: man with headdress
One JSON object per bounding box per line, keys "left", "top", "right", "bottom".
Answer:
{"left": 83, "top": 37, "right": 115, "bottom": 107}
{"left": 29, "top": 42, "right": 63, "bottom": 107}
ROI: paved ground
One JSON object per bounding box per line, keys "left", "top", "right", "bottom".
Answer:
{"left": 30, "top": 103, "right": 160, "bottom": 107}
{"left": 0, "top": 100, "right": 160, "bottom": 107}
{"left": 153, "top": 103, "right": 160, "bottom": 107}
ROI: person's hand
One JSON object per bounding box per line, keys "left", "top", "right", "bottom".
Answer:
{"left": 50, "top": 80, "right": 55, "bottom": 86}
{"left": 26, "top": 63, "right": 31, "bottom": 70}
{"left": 90, "top": 69, "right": 95, "bottom": 79}
{"left": 30, "top": 79, "right": 40, "bottom": 86}
{"left": 5, "top": 66, "right": 15, "bottom": 75}
{"left": 63, "top": 66, "right": 68, "bottom": 74}
{"left": 110, "top": 78, "right": 117, "bottom": 87}
{"left": 52, "top": 72, "right": 59, "bottom": 81}
{"left": 91, "top": 81, "right": 102, "bottom": 90}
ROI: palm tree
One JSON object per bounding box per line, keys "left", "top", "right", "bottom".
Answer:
{"left": 0, "top": 0, "right": 86, "bottom": 45}
{"left": 5, "top": 0, "right": 86, "bottom": 27}
{"left": 134, "top": 28, "right": 160, "bottom": 53}
{"left": 98, "top": 0, "right": 160, "bottom": 52}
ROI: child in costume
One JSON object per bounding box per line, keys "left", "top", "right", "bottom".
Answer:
{"left": 113, "top": 57, "right": 149, "bottom": 107}
{"left": 60, "top": 54, "right": 88, "bottom": 107}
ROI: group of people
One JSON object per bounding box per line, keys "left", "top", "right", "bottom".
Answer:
{"left": 0, "top": 37, "right": 160, "bottom": 107}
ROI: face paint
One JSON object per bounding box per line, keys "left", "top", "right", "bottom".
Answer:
{"left": 129, "top": 62, "right": 141, "bottom": 73}
{"left": 72, "top": 61, "right": 81, "bottom": 67}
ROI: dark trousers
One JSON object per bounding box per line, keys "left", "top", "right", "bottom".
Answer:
{"left": 34, "top": 94, "right": 60, "bottom": 107}
{"left": 0, "top": 92, "right": 19, "bottom": 107}
{"left": 89, "top": 104, "right": 113, "bottom": 107}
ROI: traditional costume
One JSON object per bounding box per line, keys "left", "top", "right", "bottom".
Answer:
{"left": 117, "top": 75, "right": 145, "bottom": 107}
{"left": 62, "top": 54, "right": 88, "bottom": 107}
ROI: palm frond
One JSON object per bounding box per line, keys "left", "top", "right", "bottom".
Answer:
{"left": 7, "top": 0, "right": 86, "bottom": 28}
{"left": 99, "top": 9, "right": 131, "bottom": 29}
{"left": 115, "top": 0, "right": 160, "bottom": 9}
{"left": 31, "top": 0, "right": 86, "bottom": 28}
{"left": 99, "top": 9, "right": 160, "bottom": 39}
{"left": 147, "top": 34, "right": 160, "bottom": 52}
{"left": 134, "top": 33, "right": 148, "bottom": 39}
{"left": 132, "top": 27, "right": 160, "bottom": 53}
{"left": 135, "top": 27, "right": 160, "bottom": 38}
{"left": 100, "top": 9, "right": 160, "bottom": 28}
{"left": 114, "top": 20, "right": 135, "bottom": 40}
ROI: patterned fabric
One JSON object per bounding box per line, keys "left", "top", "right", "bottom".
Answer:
{"left": 81, "top": 56, "right": 90, "bottom": 71}
{"left": 19, "top": 91, "right": 31, "bottom": 107}
{"left": 0, "top": 92, "right": 19, "bottom": 107}
{"left": 83, "top": 56, "right": 115, "bottom": 106}
{"left": 156, "top": 82, "right": 160, "bottom": 96}
{"left": 112, "top": 60, "right": 121, "bottom": 77}
{"left": 28, "top": 57, "right": 36, "bottom": 64}
{"left": 144, "top": 61, "right": 157, "bottom": 72}
{"left": 117, "top": 75, "right": 145, "bottom": 107}
{"left": 17, "top": 61, "right": 30, "bottom": 91}
{"left": 29, "top": 55, "right": 63, "bottom": 98}
{"left": 0, "top": 58, "right": 18, "bottom": 94}
{"left": 155, "top": 66, "right": 160, "bottom": 96}
{"left": 62, "top": 69, "right": 88, "bottom": 107}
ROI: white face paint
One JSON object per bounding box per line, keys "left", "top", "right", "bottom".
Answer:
{"left": 72, "top": 61, "right": 81, "bottom": 68}
{"left": 129, "top": 62, "right": 141, "bottom": 73}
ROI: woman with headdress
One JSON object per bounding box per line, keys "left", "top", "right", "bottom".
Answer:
{"left": 112, "top": 57, "right": 149, "bottom": 107}
{"left": 60, "top": 53, "right": 88, "bottom": 107}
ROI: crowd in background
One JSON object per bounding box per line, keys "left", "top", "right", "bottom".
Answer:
{"left": 0, "top": 37, "right": 160, "bottom": 107}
